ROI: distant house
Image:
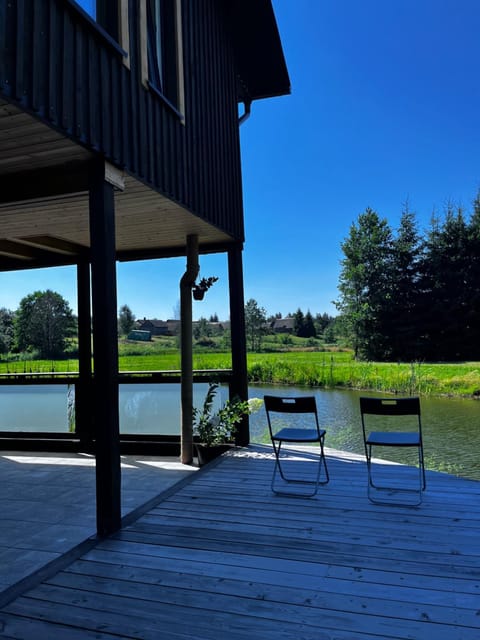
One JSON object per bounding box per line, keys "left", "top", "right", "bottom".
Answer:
{"left": 166, "top": 320, "right": 181, "bottom": 335}
{"left": 138, "top": 318, "right": 230, "bottom": 336}
{"left": 137, "top": 319, "right": 170, "bottom": 336}
{"left": 192, "top": 320, "right": 231, "bottom": 335}
{"left": 271, "top": 318, "right": 295, "bottom": 334}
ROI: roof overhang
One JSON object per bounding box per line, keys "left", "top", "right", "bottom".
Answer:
{"left": 227, "top": 0, "right": 291, "bottom": 102}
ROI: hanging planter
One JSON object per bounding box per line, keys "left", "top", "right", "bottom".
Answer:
{"left": 192, "top": 288, "right": 205, "bottom": 301}
{"left": 192, "top": 276, "right": 218, "bottom": 301}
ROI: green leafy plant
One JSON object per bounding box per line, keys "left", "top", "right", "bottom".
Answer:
{"left": 192, "top": 276, "right": 219, "bottom": 300}
{"left": 193, "top": 382, "right": 250, "bottom": 447}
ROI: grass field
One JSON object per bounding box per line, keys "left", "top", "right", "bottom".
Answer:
{"left": 1, "top": 348, "right": 479, "bottom": 397}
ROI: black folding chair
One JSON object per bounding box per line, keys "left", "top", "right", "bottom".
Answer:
{"left": 264, "top": 395, "right": 329, "bottom": 497}
{"left": 360, "top": 397, "right": 426, "bottom": 505}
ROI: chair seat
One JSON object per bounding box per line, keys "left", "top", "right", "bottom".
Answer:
{"left": 272, "top": 427, "right": 325, "bottom": 442}
{"left": 366, "top": 431, "right": 421, "bottom": 447}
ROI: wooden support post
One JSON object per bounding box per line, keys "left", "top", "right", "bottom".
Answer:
{"left": 76, "top": 261, "right": 93, "bottom": 448}
{"left": 89, "top": 160, "right": 121, "bottom": 536}
{"left": 180, "top": 234, "right": 199, "bottom": 464}
{"left": 228, "top": 244, "right": 249, "bottom": 446}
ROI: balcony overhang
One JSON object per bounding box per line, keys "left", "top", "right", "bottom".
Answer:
{"left": 0, "top": 101, "right": 234, "bottom": 271}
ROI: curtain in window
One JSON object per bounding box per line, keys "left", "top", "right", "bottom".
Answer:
{"left": 147, "top": 0, "right": 163, "bottom": 91}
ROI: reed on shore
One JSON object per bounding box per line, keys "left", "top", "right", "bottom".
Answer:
{"left": 244, "top": 352, "right": 480, "bottom": 397}
{"left": 0, "top": 349, "right": 479, "bottom": 397}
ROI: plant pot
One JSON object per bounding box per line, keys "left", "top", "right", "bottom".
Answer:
{"left": 192, "top": 288, "right": 205, "bottom": 300}
{"left": 195, "top": 443, "right": 233, "bottom": 467}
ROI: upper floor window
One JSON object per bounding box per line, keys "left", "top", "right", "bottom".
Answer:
{"left": 76, "top": 1, "right": 119, "bottom": 32}
{"left": 72, "top": 0, "right": 129, "bottom": 65}
{"left": 77, "top": 0, "right": 96, "bottom": 18}
{"left": 145, "top": 0, "right": 185, "bottom": 119}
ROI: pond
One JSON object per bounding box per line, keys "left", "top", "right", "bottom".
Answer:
{"left": 0, "top": 383, "right": 478, "bottom": 482}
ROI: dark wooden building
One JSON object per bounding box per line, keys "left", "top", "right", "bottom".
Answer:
{"left": 0, "top": 0, "right": 289, "bottom": 534}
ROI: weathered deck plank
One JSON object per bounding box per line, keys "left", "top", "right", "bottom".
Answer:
{"left": 0, "top": 445, "right": 479, "bottom": 639}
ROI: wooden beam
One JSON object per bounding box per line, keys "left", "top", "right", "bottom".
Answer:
{"left": 19, "top": 235, "right": 89, "bottom": 256}
{"left": 0, "top": 239, "right": 40, "bottom": 260}
{"left": 228, "top": 245, "right": 249, "bottom": 446}
{"left": 116, "top": 241, "right": 234, "bottom": 262}
{"left": 89, "top": 160, "right": 121, "bottom": 536}
{"left": 0, "top": 253, "right": 85, "bottom": 272}
{"left": 0, "top": 162, "right": 90, "bottom": 204}
{"left": 104, "top": 162, "right": 125, "bottom": 191}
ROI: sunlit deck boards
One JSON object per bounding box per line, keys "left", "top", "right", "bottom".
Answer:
{"left": 0, "top": 452, "right": 197, "bottom": 593}
{"left": 0, "top": 445, "right": 479, "bottom": 639}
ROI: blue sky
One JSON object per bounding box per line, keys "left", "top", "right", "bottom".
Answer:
{"left": 2, "top": 0, "right": 480, "bottom": 321}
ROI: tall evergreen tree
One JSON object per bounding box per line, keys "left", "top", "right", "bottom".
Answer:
{"left": 420, "top": 205, "right": 469, "bottom": 359}
{"left": 389, "top": 207, "right": 422, "bottom": 360}
{"left": 303, "top": 311, "right": 316, "bottom": 338}
{"left": 336, "top": 208, "right": 393, "bottom": 359}
{"left": 293, "top": 308, "right": 305, "bottom": 337}
{"left": 315, "top": 312, "right": 332, "bottom": 335}
{"left": 465, "top": 192, "right": 480, "bottom": 358}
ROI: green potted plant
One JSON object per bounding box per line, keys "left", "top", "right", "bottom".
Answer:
{"left": 193, "top": 382, "right": 250, "bottom": 466}
{"left": 192, "top": 276, "right": 218, "bottom": 301}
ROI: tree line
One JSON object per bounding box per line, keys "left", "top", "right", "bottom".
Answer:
{"left": 0, "top": 290, "right": 337, "bottom": 361}
{"left": 336, "top": 196, "right": 480, "bottom": 361}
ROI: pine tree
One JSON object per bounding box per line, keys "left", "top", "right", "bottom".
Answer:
{"left": 335, "top": 208, "right": 393, "bottom": 359}
{"left": 303, "top": 311, "right": 316, "bottom": 338}
{"left": 293, "top": 308, "right": 305, "bottom": 337}
{"left": 420, "top": 205, "right": 469, "bottom": 359}
{"left": 389, "top": 207, "right": 422, "bottom": 360}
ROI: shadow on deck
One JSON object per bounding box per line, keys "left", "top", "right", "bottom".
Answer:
{"left": 0, "top": 445, "right": 479, "bottom": 639}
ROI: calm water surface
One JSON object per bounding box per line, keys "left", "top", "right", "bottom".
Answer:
{"left": 0, "top": 383, "right": 478, "bottom": 481}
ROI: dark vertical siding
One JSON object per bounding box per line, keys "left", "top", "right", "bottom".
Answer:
{"left": 0, "top": 0, "right": 244, "bottom": 240}
{"left": 182, "top": 0, "right": 244, "bottom": 238}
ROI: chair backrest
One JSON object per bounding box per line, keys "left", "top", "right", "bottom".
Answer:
{"left": 359, "top": 396, "right": 422, "bottom": 440}
{"left": 264, "top": 395, "right": 320, "bottom": 438}
{"left": 264, "top": 395, "right": 318, "bottom": 414}
{"left": 360, "top": 397, "right": 420, "bottom": 416}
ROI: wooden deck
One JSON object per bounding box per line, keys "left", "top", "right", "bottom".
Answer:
{"left": 0, "top": 452, "right": 197, "bottom": 593}
{"left": 0, "top": 445, "right": 479, "bottom": 639}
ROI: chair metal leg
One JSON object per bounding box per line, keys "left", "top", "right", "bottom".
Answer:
{"left": 271, "top": 438, "right": 329, "bottom": 497}
{"left": 366, "top": 444, "right": 425, "bottom": 506}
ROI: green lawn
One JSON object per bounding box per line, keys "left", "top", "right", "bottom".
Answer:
{"left": 1, "top": 349, "right": 479, "bottom": 397}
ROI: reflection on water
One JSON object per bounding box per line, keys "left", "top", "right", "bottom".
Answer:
{"left": 0, "top": 382, "right": 478, "bottom": 481}
{"left": 0, "top": 383, "right": 223, "bottom": 436}
{"left": 119, "top": 383, "right": 223, "bottom": 434}
{"left": 0, "top": 386, "right": 69, "bottom": 431}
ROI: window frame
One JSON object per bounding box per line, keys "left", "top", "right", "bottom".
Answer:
{"left": 67, "top": 0, "right": 130, "bottom": 64}
{"left": 140, "top": 0, "right": 185, "bottom": 122}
